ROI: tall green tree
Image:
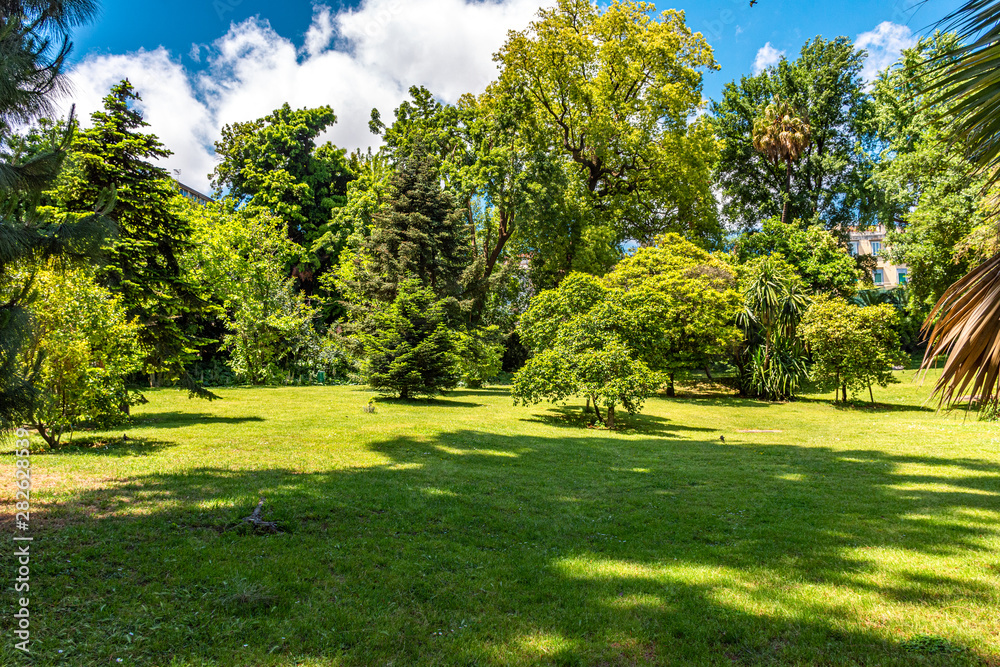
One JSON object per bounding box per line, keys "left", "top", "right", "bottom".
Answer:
{"left": 0, "top": 0, "right": 109, "bottom": 431}
{"left": 48, "top": 80, "right": 209, "bottom": 394}
{"left": 354, "top": 144, "right": 470, "bottom": 303}
{"left": 345, "top": 145, "right": 471, "bottom": 398}
{"left": 712, "top": 37, "right": 875, "bottom": 232}
{"left": 751, "top": 99, "right": 811, "bottom": 226}
{"left": 871, "top": 33, "right": 988, "bottom": 316}
{"left": 212, "top": 103, "right": 355, "bottom": 290}
{"left": 494, "top": 0, "right": 722, "bottom": 247}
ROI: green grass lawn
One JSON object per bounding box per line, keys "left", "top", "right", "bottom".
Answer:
{"left": 2, "top": 371, "right": 999, "bottom": 666}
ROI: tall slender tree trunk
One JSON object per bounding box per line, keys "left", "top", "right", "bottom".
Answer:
{"left": 869, "top": 383, "right": 875, "bottom": 405}
{"left": 607, "top": 404, "right": 615, "bottom": 430}
{"left": 781, "top": 157, "right": 793, "bottom": 226}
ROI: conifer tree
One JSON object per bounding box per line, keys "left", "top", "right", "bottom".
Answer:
{"left": 0, "top": 0, "right": 110, "bottom": 430}
{"left": 349, "top": 144, "right": 470, "bottom": 398}
{"left": 50, "top": 80, "right": 213, "bottom": 395}
{"left": 358, "top": 143, "right": 469, "bottom": 302}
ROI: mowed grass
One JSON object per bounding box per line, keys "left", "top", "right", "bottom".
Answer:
{"left": 2, "top": 371, "right": 999, "bottom": 666}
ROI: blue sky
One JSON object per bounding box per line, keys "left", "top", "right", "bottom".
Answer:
{"left": 63, "top": 0, "right": 964, "bottom": 191}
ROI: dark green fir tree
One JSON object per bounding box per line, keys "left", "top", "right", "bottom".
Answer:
{"left": 51, "top": 80, "right": 213, "bottom": 396}
{"left": 351, "top": 143, "right": 470, "bottom": 398}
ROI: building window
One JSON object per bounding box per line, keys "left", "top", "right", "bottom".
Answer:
{"left": 873, "top": 269, "right": 884, "bottom": 284}
{"left": 871, "top": 241, "right": 881, "bottom": 256}
{"left": 897, "top": 268, "right": 908, "bottom": 285}
{"left": 849, "top": 241, "right": 858, "bottom": 256}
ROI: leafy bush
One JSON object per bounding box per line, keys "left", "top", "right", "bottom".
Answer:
{"left": 19, "top": 264, "right": 146, "bottom": 447}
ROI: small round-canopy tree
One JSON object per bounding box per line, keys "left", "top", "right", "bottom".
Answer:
{"left": 800, "top": 297, "right": 906, "bottom": 404}
{"left": 513, "top": 234, "right": 741, "bottom": 426}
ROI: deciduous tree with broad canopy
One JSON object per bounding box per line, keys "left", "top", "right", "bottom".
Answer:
{"left": 494, "top": 0, "right": 722, "bottom": 248}
{"left": 513, "top": 235, "right": 740, "bottom": 427}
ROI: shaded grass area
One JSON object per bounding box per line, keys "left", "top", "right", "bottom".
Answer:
{"left": 2, "top": 372, "right": 999, "bottom": 666}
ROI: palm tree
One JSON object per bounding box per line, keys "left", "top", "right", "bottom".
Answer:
{"left": 917, "top": 1, "right": 1000, "bottom": 410}
{"left": 752, "top": 99, "right": 811, "bottom": 226}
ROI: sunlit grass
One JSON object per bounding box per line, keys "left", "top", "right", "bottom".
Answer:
{"left": 0, "top": 370, "right": 997, "bottom": 665}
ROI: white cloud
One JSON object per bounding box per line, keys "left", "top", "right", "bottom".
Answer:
{"left": 60, "top": 0, "right": 544, "bottom": 193}
{"left": 752, "top": 42, "right": 784, "bottom": 74}
{"left": 856, "top": 21, "right": 917, "bottom": 83}
{"left": 303, "top": 5, "right": 336, "bottom": 58}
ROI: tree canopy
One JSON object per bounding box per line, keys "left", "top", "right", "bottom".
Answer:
{"left": 712, "top": 37, "right": 875, "bottom": 232}
{"left": 495, "top": 0, "right": 722, "bottom": 247}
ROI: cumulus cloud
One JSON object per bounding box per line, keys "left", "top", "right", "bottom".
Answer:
{"left": 60, "top": 0, "right": 544, "bottom": 192}
{"left": 856, "top": 21, "right": 916, "bottom": 83}
{"left": 752, "top": 42, "right": 785, "bottom": 74}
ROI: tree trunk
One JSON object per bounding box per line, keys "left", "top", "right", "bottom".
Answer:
{"left": 704, "top": 364, "right": 713, "bottom": 381}
{"left": 33, "top": 422, "right": 59, "bottom": 448}
{"left": 869, "top": 383, "right": 875, "bottom": 405}
{"left": 842, "top": 382, "right": 848, "bottom": 403}
{"left": 590, "top": 395, "right": 604, "bottom": 424}
{"left": 399, "top": 386, "right": 409, "bottom": 400}
{"left": 781, "top": 156, "right": 793, "bottom": 226}
{"left": 666, "top": 372, "right": 675, "bottom": 397}
{"left": 606, "top": 404, "right": 615, "bottom": 430}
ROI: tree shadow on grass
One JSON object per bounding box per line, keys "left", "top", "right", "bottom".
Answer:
{"left": 373, "top": 396, "right": 484, "bottom": 409}
{"left": 131, "top": 411, "right": 266, "bottom": 428}
{"left": 445, "top": 387, "right": 511, "bottom": 397}
{"left": 22, "top": 429, "right": 1000, "bottom": 666}
{"left": 1, "top": 436, "right": 179, "bottom": 457}
{"left": 50, "top": 435, "right": 178, "bottom": 457}
{"left": 795, "top": 396, "right": 937, "bottom": 413}
{"left": 522, "top": 405, "right": 717, "bottom": 438}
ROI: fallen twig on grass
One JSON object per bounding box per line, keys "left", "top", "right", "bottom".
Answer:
{"left": 236, "top": 497, "right": 280, "bottom": 534}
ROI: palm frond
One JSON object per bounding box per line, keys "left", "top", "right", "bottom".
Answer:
{"left": 921, "top": 251, "right": 1000, "bottom": 407}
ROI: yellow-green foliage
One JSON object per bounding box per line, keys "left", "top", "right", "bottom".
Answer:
{"left": 801, "top": 296, "right": 907, "bottom": 402}
{"left": 513, "top": 234, "right": 741, "bottom": 423}
{"left": 19, "top": 262, "right": 145, "bottom": 445}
